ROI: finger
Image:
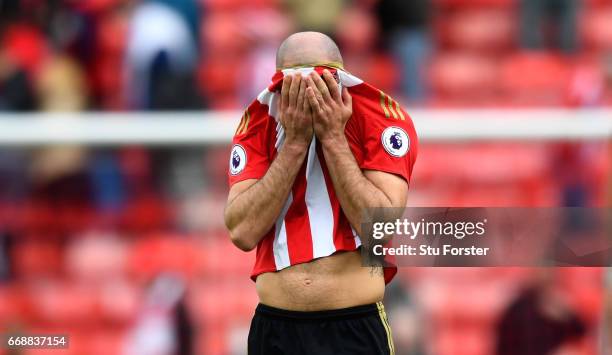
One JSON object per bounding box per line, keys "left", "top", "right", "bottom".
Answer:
{"left": 296, "top": 76, "right": 306, "bottom": 110}
{"left": 306, "top": 87, "right": 322, "bottom": 113}
{"left": 341, "top": 87, "right": 352, "bottom": 108}
{"left": 322, "top": 70, "right": 341, "bottom": 102}
{"left": 303, "top": 81, "right": 310, "bottom": 110}
{"left": 303, "top": 84, "right": 312, "bottom": 117}
{"left": 288, "top": 74, "right": 302, "bottom": 109}
{"left": 306, "top": 76, "right": 326, "bottom": 107}
{"left": 280, "top": 74, "right": 292, "bottom": 110}
{"left": 309, "top": 71, "right": 332, "bottom": 103}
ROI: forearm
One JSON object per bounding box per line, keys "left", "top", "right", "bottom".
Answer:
{"left": 225, "top": 141, "right": 308, "bottom": 250}
{"left": 320, "top": 136, "right": 394, "bottom": 235}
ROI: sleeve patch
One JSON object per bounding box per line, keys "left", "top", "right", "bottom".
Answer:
{"left": 381, "top": 126, "right": 410, "bottom": 157}
{"left": 229, "top": 144, "right": 247, "bottom": 175}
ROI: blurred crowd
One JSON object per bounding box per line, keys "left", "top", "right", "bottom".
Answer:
{"left": 0, "top": 1, "right": 610, "bottom": 354}
{"left": 0, "top": 0, "right": 611, "bottom": 111}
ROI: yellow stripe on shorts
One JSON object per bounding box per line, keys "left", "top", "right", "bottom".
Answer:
{"left": 376, "top": 302, "right": 395, "bottom": 355}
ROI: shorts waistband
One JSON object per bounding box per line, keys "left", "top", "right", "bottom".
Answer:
{"left": 255, "top": 302, "right": 384, "bottom": 321}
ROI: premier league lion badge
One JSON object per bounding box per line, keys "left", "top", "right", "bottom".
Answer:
{"left": 229, "top": 144, "right": 247, "bottom": 175}
{"left": 381, "top": 126, "right": 410, "bottom": 157}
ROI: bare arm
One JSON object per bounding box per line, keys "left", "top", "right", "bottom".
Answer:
{"left": 224, "top": 143, "right": 307, "bottom": 251}
{"left": 224, "top": 74, "right": 313, "bottom": 251}
{"left": 305, "top": 70, "right": 407, "bottom": 236}
{"left": 319, "top": 139, "right": 407, "bottom": 236}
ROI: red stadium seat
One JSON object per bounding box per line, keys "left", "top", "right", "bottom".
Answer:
{"left": 202, "top": 0, "right": 279, "bottom": 10}
{"left": 556, "top": 268, "right": 604, "bottom": 324}
{"left": 433, "top": 0, "right": 515, "bottom": 9}
{"left": 417, "top": 143, "right": 550, "bottom": 184}
{"left": 16, "top": 201, "right": 57, "bottom": 236}
{"left": 1, "top": 24, "right": 48, "bottom": 75}
{"left": 344, "top": 54, "right": 400, "bottom": 95}
{"left": 581, "top": 7, "right": 612, "bottom": 51}
{"left": 198, "top": 55, "right": 242, "bottom": 109}
{"left": 429, "top": 52, "right": 501, "bottom": 102}
{"left": 500, "top": 52, "right": 572, "bottom": 105}
{"left": 433, "top": 327, "right": 491, "bottom": 355}
{"left": 201, "top": 0, "right": 244, "bottom": 11}
{"left": 120, "top": 195, "right": 172, "bottom": 234}
{"left": 189, "top": 278, "right": 257, "bottom": 327}
{"left": 201, "top": 12, "right": 249, "bottom": 56}
{"left": 64, "top": 233, "right": 128, "bottom": 282}
{"left": 444, "top": 9, "right": 517, "bottom": 52}
{"left": 97, "top": 279, "right": 140, "bottom": 324}
{"left": 84, "top": 329, "right": 127, "bottom": 355}
{"left": 198, "top": 235, "right": 255, "bottom": 278}
{"left": 73, "top": 0, "right": 123, "bottom": 13}
{"left": 411, "top": 142, "right": 559, "bottom": 206}
{"left": 25, "top": 281, "right": 100, "bottom": 326}
{"left": 11, "top": 238, "right": 63, "bottom": 279}
{"left": 128, "top": 234, "right": 198, "bottom": 280}
{"left": 0, "top": 285, "right": 27, "bottom": 327}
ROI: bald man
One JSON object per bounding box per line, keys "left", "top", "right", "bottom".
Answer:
{"left": 224, "top": 32, "right": 417, "bottom": 355}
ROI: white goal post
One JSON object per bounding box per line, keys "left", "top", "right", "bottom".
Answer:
{"left": 0, "top": 109, "right": 609, "bottom": 146}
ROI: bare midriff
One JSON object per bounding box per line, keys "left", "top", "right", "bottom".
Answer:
{"left": 255, "top": 250, "right": 385, "bottom": 311}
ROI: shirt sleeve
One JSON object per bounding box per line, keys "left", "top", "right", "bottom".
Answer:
{"left": 352, "top": 89, "right": 418, "bottom": 184}
{"left": 228, "top": 104, "right": 271, "bottom": 187}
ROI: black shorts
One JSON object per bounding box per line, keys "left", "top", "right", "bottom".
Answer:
{"left": 248, "top": 302, "right": 395, "bottom": 355}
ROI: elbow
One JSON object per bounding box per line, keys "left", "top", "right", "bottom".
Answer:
{"left": 224, "top": 208, "right": 257, "bottom": 251}
{"left": 224, "top": 209, "right": 259, "bottom": 252}
{"left": 227, "top": 227, "right": 257, "bottom": 252}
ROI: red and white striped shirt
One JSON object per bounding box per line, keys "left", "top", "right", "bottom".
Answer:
{"left": 228, "top": 67, "right": 418, "bottom": 284}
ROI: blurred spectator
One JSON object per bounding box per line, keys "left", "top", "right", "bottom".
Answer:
{"left": 336, "top": 5, "right": 399, "bottom": 92}
{"left": 124, "top": 0, "right": 203, "bottom": 110}
{"left": 283, "top": 0, "right": 346, "bottom": 34}
{"left": 123, "top": 0, "right": 206, "bottom": 217}
{"left": 155, "top": 0, "right": 200, "bottom": 43}
{"left": 376, "top": 0, "right": 431, "bottom": 101}
{"left": 551, "top": 143, "right": 597, "bottom": 206}
{"left": 0, "top": 20, "right": 40, "bottom": 208}
{"left": 0, "top": 148, "right": 29, "bottom": 202}
{"left": 124, "top": 274, "right": 194, "bottom": 355}
{"left": 0, "top": 20, "right": 47, "bottom": 111}
{"left": 0, "top": 22, "right": 48, "bottom": 80}
{"left": 29, "top": 55, "right": 93, "bottom": 219}
{"left": 89, "top": 151, "right": 128, "bottom": 214}
{"left": 36, "top": 55, "right": 89, "bottom": 110}
{"left": 385, "top": 281, "right": 425, "bottom": 355}
{"left": 0, "top": 232, "right": 12, "bottom": 282}
{"left": 238, "top": 8, "right": 293, "bottom": 104}
{"left": 0, "top": 51, "right": 37, "bottom": 110}
{"left": 496, "top": 275, "right": 586, "bottom": 355}
{"left": 0, "top": 71, "right": 30, "bottom": 223}
{"left": 519, "top": 0, "right": 580, "bottom": 54}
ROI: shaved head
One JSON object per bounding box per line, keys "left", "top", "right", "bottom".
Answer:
{"left": 276, "top": 31, "right": 343, "bottom": 69}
